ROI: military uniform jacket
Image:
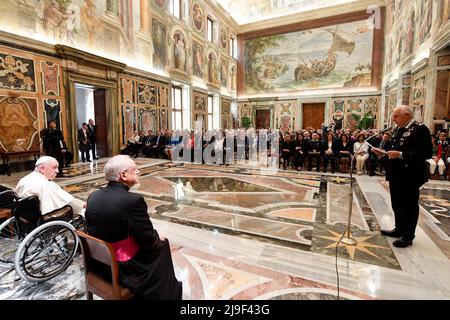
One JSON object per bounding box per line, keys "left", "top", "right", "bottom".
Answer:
{"left": 384, "top": 120, "right": 432, "bottom": 186}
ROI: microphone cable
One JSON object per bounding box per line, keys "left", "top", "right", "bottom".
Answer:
{"left": 335, "top": 224, "right": 349, "bottom": 300}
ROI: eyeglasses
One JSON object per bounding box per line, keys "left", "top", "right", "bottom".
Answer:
{"left": 122, "top": 167, "right": 139, "bottom": 175}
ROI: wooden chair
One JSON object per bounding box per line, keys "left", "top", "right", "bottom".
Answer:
{"left": 76, "top": 231, "right": 134, "bottom": 300}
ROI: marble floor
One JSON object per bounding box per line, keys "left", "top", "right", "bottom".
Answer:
{"left": 1, "top": 158, "right": 450, "bottom": 300}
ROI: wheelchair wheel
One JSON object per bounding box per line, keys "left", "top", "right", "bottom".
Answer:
{"left": 14, "top": 221, "right": 78, "bottom": 283}
{"left": 0, "top": 216, "right": 21, "bottom": 264}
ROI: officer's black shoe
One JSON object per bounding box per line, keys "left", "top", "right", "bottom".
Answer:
{"left": 380, "top": 229, "right": 402, "bottom": 238}
{"left": 393, "top": 238, "right": 413, "bottom": 248}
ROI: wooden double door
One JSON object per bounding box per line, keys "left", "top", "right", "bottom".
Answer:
{"left": 93, "top": 89, "right": 107, "bottom": 157}
{"left": 302, "top": 103, "right": 325, "bottom": 129}
{"left": 255, "top": 109, "right": 271, "bottom": 129}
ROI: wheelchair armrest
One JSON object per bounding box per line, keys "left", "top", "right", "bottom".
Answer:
{"left": 0, "top": 190, "right": 16, "bottom": 197}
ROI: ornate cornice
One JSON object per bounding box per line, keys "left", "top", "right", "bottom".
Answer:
{"left": 55, "top": 44, "right": 126, "bottom": 72}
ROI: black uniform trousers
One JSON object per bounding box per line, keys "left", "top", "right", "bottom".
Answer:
{"left": 389, "top": 180, "right": 420, "bottom": 241}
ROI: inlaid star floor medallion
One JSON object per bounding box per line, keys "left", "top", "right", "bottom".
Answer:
{"left": 311, "top": 224, "right": 401, "bottom": 269}
{"left": 315, "top": 228, "right": 386, "bottom": 259}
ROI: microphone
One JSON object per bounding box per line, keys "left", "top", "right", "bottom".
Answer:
{"left": 375, "top": 126, "right": 393, "bottom": 136}
{"left": 364, "top": 126, "right": 392, "bottom": 144}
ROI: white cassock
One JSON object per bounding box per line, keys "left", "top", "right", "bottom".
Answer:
{"left": 15, "top": 171, "right": 85, "bottom": 216}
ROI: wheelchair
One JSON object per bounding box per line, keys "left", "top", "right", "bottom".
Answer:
{"left": 0, "top": 190, "right": 85, "bottom": 283}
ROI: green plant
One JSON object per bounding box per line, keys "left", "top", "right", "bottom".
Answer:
{"left": 241, "top": 116, "right": 251, "bottom": 129}
{"left": 357, "top": 112, "right": 375, "bottom": 130}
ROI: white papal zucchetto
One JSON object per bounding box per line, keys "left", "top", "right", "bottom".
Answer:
{"left": 35, "top": 156, "right": 56, "bottom": 167}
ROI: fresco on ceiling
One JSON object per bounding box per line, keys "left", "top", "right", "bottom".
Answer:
{"left": 244, "top": 19, "right": 373, "bottom": 94}
{"left": 152, "top": 18, "right": 167, "bottom": 70}
{"left": 217, "top": 0, "right": 354, "bottom": 24}
{"left": 417, "top": 0, "right": 432, "bottom": 44}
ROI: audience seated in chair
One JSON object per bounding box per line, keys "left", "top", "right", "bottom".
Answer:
{"left": 293, "top": 133, "right": 307, "bottom": 171}
{"left": 85, "top": 155, "right": 182, "bottom": 300}
{"left": 322, "top": 132, "right": 338, "bottom": 173}
{"left": 437, "top": 131, "right": 449, "bottom": 180}
{"left": 280, "top": 133, "right": 294, "bottom": 170}
{"left": 307, "top": 133, "right": 322, "bottom": 172}
{"left": 426, "top": 135, "right": 445, "bottom": 179}
{"left": 337, "top": 134, "right": 353, "bottom": 173}
{"left": 353, "top": 134, "right": 369, "bottom": 175}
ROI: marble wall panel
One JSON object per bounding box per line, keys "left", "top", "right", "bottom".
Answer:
{"left": 121, "top": 78, "right": 135, "bottom": 104}
{"left": 0, "top": 53, "right": 35, "bottom": 92}
{"left": 40, "top": 61, "right": 60, "bottom": 95}
{"left": 138, "top": 82, "right": 157, "bottom": 106}
{"left": 0, "top": 97, "right": 38, "bottom": 152}
{"left": 139, "top": 107, "right": 157, "bottom": 132}
{"left": 122, "top": 105, "right": 135, "bottom": 143}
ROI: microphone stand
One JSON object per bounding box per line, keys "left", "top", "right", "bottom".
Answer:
{"left": 341, "top": 127, "right": 392, "bottom": 245}
{"left": 341, "top": 147, "right": 358, "bottom": 245}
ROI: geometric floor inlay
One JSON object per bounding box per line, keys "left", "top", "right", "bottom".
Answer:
{"left": 63, "top": 162, "right": 401, "bottom": 269}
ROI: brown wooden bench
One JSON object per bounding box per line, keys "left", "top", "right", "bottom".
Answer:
{"left": 1, "top": 150, "right": 40, "bottom": 176}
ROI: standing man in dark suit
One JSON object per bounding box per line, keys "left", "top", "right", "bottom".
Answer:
{"left": 372, "top": 105, "right": 432, "bottom": 248}
{"left": 78, "top": 123, "right": 91, "bottom": 162}
{"left": 85, "top": 155, "right": 182, "bottom": 299}
{"left": 87, "top": 119, "right": 98, "bottom": 160}
{"left": 40, "top": 120, "right": 72, "bottom": 176}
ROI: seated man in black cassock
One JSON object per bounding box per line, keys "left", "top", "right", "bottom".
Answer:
{"left": 85, "top": 155, "right": 182, "bottom": 300}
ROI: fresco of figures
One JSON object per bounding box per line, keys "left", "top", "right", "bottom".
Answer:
{"left": 220, "top": 26, "right": 228, "bottom": 50}
{"left": 244, "top": 19, "right": 374, "bottom": 94}
{"left": 384, "top": 0, "right": 449, "bottom": 77}
{"left": 152, "top": 19, "right": 168, "bottom": 70}
{"left": 153, "top": 0, "right": 167, "bottom": 10}
{"left": 193, "top": 41, "right": 205, "bottom": 78}
{"left": 0, "top": 0, "right": 237, "bottom": 90}
{"left": 220, "top": 58, "right": 228, "bottom": 88}
{"left": 173, "top": 31, "right": 187, "bottom": 72}
{"left": 208, "top": 51, "right": 219, "bottom": 85}
{"left": 192, "top": 2, "right": 204, "bottom": 32}
{"left": 230, "top": 64, "right": 237, "bottom": 91}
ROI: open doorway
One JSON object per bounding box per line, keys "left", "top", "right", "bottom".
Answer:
{"left": 75, "top": 83, "right": 108, "bottom": 160}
